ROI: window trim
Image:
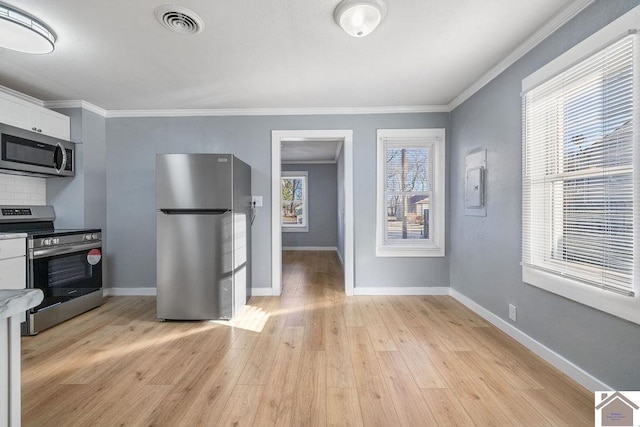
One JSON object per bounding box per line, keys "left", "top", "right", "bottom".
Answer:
{"left": 376, "top": 128, "right": 445, "bottom": 257}
{"left": 521, "top": 5, "right": 640, "bottom": 326}
{"left": 281, "top": 171, "right": 309, "bottom": 233}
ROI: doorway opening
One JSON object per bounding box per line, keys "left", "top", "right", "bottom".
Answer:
{"left": 271, "top": 130, "right": 354, "bottom": 296}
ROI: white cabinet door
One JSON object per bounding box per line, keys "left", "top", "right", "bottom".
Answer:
{"left": 0, "top": 238, "right": 26, "bottom": 290}
{"left": 32, "top": 108, "right": 70, "bottom": 140}
{"left": 0, "top": 238, "right": 27, "bottom": 323}
{"left": 0, "top": 258, "right": 25, "bottom": 290}
{"left": 0, "top": 92, "right": 31, "bottom": 131}
{"left": 0, "top": 239, "right": 25, "bottom": 260}
{"left": 0, "top": 91, "right": 70, "bottom": 140}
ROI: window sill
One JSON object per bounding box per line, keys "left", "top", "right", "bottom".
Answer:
{"left": 522, "top": 265, "right": 639, "bottom": 326}
{"left": 376, "top": 245, "right": 444, "bottom": 258}
{"left": 282, "top": 226, "right": 309, "bottom": 233}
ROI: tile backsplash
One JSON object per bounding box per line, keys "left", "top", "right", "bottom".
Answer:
{"left": 0, "top": 173, "right": 46, "bottom": 205}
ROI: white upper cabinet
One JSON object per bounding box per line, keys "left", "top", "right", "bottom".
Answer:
{"left": 0, "top": 92, "right": 31, "bottom": 130}
{"left": 31, "top": 107, "right": 70, "bottom": 140}
{"left": 0, "top": 91, "right": 70, "bottom": 140}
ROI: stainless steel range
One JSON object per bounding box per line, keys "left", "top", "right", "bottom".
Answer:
{"left": 0, "top": 205, "right": 103, "bottom": 335}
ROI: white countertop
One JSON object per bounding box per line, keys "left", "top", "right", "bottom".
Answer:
{"left": 0, "top": 289, "right": 43, "bottom": 320}
{"left": 0, "top": 233, "right": 27, "bottom": 240}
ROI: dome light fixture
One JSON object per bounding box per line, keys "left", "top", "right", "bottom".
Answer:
{"left": 0, "top": 3, "right": 55, "bottom": 54}
{"left": 334, "top": 0, "right": 387, "bottom": 38}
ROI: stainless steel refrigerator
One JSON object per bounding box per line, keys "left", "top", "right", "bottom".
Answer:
{"left": 156, "top": 154, "right": 251, "bottom": 320}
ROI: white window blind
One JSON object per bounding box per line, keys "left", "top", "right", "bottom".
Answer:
{"left": 522, "top": 34, "right": 636, "bottom": 296}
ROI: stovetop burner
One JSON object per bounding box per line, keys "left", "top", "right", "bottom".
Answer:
{"left": 0, "top": 205, "right": 100, "bottom": 241}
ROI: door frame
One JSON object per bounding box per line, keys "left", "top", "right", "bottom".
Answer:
{"left": 271, "top": 129, "right": 354, "bottom": 296}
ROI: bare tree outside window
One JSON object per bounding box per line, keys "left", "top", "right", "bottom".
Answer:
{"left": 385, "top": 146, "right": 430, "bottom": 240}
{"left": 281, "top": 174, "right": 307, "bottom": 228}
{"left": 377, "top": 128, "right": 445, "bottom": 257}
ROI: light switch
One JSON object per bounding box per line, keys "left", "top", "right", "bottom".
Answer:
{"left": 252, "top": 196, "right": 263, "bottom": 207}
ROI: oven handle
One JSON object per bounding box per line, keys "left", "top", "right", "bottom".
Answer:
{"left": 31, "top": 242, "right": 102, "bottom": 259}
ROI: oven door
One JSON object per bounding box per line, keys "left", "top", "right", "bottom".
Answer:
{"left": 29, "top": 243, "right": 102, "bottom": 312}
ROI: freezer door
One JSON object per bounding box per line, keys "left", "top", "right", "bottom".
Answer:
{"left": 157, "top": 211, "right": 233, "bottom": 320}
{"left": 156, "top": 154, "right": 232, "bottom": 210}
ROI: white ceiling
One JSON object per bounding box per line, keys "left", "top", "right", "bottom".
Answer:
{"left": 0, "top": 0, "right": 587, "bottom": 113}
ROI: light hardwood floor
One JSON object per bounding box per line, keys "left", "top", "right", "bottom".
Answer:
{"left": 22, "top": 250, "right": 594, "bottom": 426}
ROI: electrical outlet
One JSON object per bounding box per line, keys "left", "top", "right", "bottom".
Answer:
{"left": 252, "top": 196, "right": 263, "bottom": 207}
{"left": 508, "top": 304, "right": 517, "bottom": 322}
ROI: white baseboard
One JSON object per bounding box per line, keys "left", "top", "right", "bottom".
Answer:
{"left": 353, "top": 286, "right": 450, "bottom": 296}
{"left": 450, "top": 289, "right": 610, "bottom": 392}
{"left": 104, "top": 287, "right": 275, "bottom": 297}
{"left": 104, "top": 287, "right": 156, "bottom": 296}
{"left": 282, "top": 246, "right": 338, "bottom": 251}
{"left": 250, "top": 287, "right": 274, "bottom": 296}
{"left": 103, "top": 283, "right": 607, "bottom": 391}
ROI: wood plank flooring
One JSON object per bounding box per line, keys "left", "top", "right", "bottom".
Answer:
{"left": 21, "top": 251, "right": 594, "bottom": 426}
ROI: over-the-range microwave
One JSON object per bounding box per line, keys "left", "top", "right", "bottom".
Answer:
{"left": 0, "top": 123, "right": 74, "bottom": 177}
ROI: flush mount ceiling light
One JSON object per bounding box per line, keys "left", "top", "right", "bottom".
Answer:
{"left": 0, "top": 3, "right": 55, "bottom": 54}
{"left": 334, "top": 0, "right": 387, "bottom": 38}
{"left": 154, "top": 5, "right": 204, "bottom": 35}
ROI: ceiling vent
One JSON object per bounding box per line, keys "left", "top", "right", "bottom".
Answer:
{"left": 154, "top": 5, "right": 204, "bottom": 35}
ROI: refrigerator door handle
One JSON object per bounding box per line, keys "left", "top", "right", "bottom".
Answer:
{"left": 160, "top": 209, "right": 230, "bottom": 215}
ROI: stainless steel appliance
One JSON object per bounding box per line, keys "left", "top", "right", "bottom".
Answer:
{"left": 156, "top": 154, "right": 251, "bottom": 320}
{"left": 0, "top": 123, "right": 74, "bottom": 177}
{"left": 0, "top": 206, "right": 102, "bottom": 335}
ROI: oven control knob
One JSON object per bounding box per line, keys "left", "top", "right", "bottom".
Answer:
{"left": 85, "top": 234, "right": 92, "bottom": 241}
{"left": 91, "top": 233, "right": 98, "bottom": 240}
{"left": 42, "top": 239, "right": 50, "bottom": 246}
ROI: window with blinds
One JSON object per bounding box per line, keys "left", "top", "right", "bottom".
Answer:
{"left": 522, "top": 34, "right": 636, "bottom": 296}
{"left": 376, "top": 128, "right": 445, "bottom": 257}
{"left": 384, "top": 142, "right": 432, "bottom": 243}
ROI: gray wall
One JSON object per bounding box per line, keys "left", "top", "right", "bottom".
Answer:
{"left": 281, "top": 163, "right": 337, "bottom": 248}
{"left": 81, "top": 110, "right": 107, "bottom": 233}
{"left": 105, "top": 113, "right": 450, "bottom": 290}
{"left": 47, "top": 108, "right": 84, "bottom": 228}
{"left": 48, "top": 108, "right": 107, "bottom": 233}
{"left": 449, "top": 0, "right": 640, "bottom": 390}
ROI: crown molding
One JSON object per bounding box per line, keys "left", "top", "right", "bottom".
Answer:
{"left": 1, "top": 0, "right": 595, "bottom": 118}
{"left": 43, "top": 100, "right": 108, "bottom": 117}
{"left": 0, "top": 84, "right": 44, "bottom": 106}
{"left": 105, "top": 105, "right": 449, "bottom": 118}
{"left": 447, "top": 0, "right": 596, "bottom": 111}
{"left": 0, "top": 86, "right": 447, "bottom": 117}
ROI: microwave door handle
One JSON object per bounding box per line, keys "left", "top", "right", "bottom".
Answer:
{"left": 61, "top": 144, "right": 67, "bottom": 172}
{"left": 54, "top": 143, "right": 67, "bottom": 174}
{"left": 31, "top": 241, "right": 101, "bottom": 259}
